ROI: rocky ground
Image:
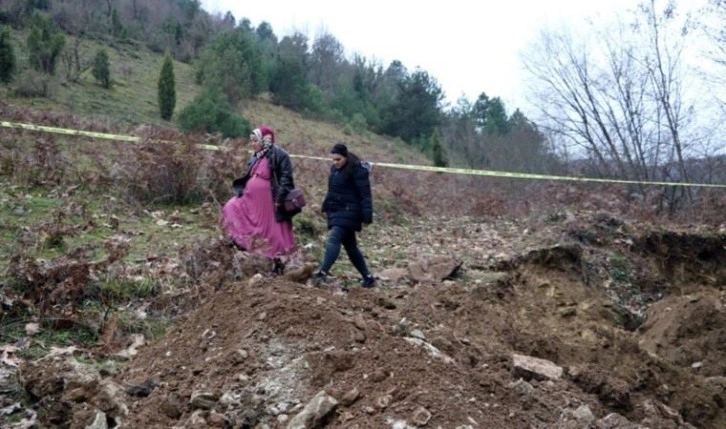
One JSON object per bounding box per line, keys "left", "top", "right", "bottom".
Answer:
{"left": 3, "top": 209, "right": 725, "bottom": 429}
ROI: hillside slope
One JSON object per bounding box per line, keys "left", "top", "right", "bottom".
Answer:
{"left": 1, "top": 27, "right": 432, "bottom": 169}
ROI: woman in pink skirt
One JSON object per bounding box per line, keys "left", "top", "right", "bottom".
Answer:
{"left": 221, "top": 126, "right": 296, "bottom": 272}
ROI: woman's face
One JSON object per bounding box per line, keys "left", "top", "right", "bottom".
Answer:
{"left": 331, "top": 153, "right": 347, "bottom": 169}
{"left": 250, "top": 136, "right": 263, "bottom": 152}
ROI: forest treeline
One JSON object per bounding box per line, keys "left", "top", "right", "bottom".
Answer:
{"left": 0, "top": 0, "right": 555, "bottom": 174}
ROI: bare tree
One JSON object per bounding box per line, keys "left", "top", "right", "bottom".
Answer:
{"left": 640, "top": 0, "right": 694, "bottom": 203}
{"left": 524, "top": 25, "right": 647, "bottom": 181}
{"left": 60, "top": 36, "right": 87, "bottom": 83}
{"left": 523, "top": 0, "right": 698, "bottom": 209}
{"left": 701, "top": 0, "right": 726, "bottom": 109}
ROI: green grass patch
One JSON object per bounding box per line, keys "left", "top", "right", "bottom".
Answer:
{"left": 4, "top": 30, "right": 200, "bottom": 127}
{"left": 609, "top": 252, "right": 632, "bottom": 285}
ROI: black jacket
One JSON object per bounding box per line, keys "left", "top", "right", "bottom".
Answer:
{"left": 233, "top": 145, "right": 296, "bottom": 222}
{"left": 321, "top": 162, "right": 373, "bottom": 231}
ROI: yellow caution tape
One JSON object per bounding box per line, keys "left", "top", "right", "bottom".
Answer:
{"left": 3, "top": 120, "right": 726, "bottom": 188}
{"left": 0, "top": 120, "right": 222, "bottom": 151}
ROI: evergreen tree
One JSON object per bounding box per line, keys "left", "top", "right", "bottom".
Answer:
{"left": 196, "top": 27, "right": 264, "bottom": 106}
{"left": 110, "top": 9, "right": 125, "bottom": 38}
{"left": 158, "top": 53, "right": 176, "bottom": 120}
{"left": 269, "top": 33, "right": 310, "bottom": 110}
{"left": 472, "top": 92, "right": 490, "bottom": 128}
{"left": 473, "top": 93, "right": 510, "bottom": 135}
{"left": 382, "top": 68, "right": 444, "bottom": 146}
{"left": 431, "top": 128, "right": 447, "bottom": 167}
{"left": 26, "top": 13, "right": 65, "bottom": 75}
{"left": 0, "top": 26, "right": 16, "bottom": 85}
{"left": 484, "top": 97, "right": 510, "bottom": 135}
{"left": 92, "top": 48, "right": 111, "bottom": 88}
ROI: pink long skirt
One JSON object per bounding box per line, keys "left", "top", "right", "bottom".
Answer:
{"left": 220, "top": 158, "right": 295, "bottom": 258}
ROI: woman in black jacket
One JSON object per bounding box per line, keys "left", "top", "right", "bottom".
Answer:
{"left": 312, "top": 143, "right": 375, "bottom": 288}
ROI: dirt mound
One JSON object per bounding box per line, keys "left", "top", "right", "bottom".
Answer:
{"left": 113, "top": 234, "right": 724, "bottom": 428}
{"left": 116, "top": 279, "right": 524, "bottom": 428}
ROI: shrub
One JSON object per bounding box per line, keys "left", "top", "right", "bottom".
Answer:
{"left": 349, "top": 113, "right": 368, "bottom": 133}
{"left": 92, "top": 48, "right": 111, "bottom": 88}
{"left": 115, "top": 141, "right": 205, "bottom": 205}
{"left": 178, "top": 91, "right": 250, "bottom": 138}
{"left": 13, "top": 70, "right": 52, "bottom": 98}
{"left": 27, "top": 13, "right": 65, "bottom": 75}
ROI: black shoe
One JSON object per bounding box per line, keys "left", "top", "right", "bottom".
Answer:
{"left": 361, "top": 275, "right": 376, "bottom": 289}
{"left": 311, "top": 271, "right": 328, "bottom": 288}
{"left": 225, "top": 238, "right": 246, "bottom": 252}
{"left": 272, "top": 258, "right": 285, "bottom": 275}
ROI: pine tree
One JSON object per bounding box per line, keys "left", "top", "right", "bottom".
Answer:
{"left": 0, "top": 27, "right": 16, "bottom": 85}
{"left": 158, "top": 53, "right": 176, "bottom": 121}
{"left": 26, "top": 14, "right": 65, "bottom": 75}
{"left": 111, "top": 9, "right": 125, "bottom": 38}
{"left": 431, "top": 128, "right": 447, "bottom": 167}
{"left": 92, "top": 49, "right": 111, "bottom": 88}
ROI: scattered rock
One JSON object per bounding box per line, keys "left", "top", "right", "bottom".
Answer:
{"left": 412, "top": 406, "right": 432, "bottom": 426}
{"left": 286, "top": 390, "right": 338, "bottom": 429}
{"left": 114, "top": 334, "right": 145, "bottom": 361}
{"left": 375, "top": 394, "right": 392, "bottom": 410}
{"left": 125, "top": 378, "right": 157, "bottom": 397}
{"left": 404, "top": 337, "right": 454, "bottom": 363}
{"left": 378, "top": 267, "right": 409, "bottom": 283}
{"left": 341, "top": 388, "right": 361, "bottom": 406}
{"left": 249, "top": 273, "right": 264, "bottom": 287}
{"left": 408, "top": 255, "right": 463, "bottom": 283}
{"left": 84, "top": 410, "right": 108, "bottom": 429}
{"left": 190, "top": 391, "right": 219, "bottom": 410}
{"left": 597, "top": 412, "right": 645, "bottom": 428}
{"left": 208, "top": 410, "right": 229, "bottom": 427}
{"left": 369, "top": 368, "right": 388, "bottom": 383}
{"left": 160, "top": 393, "right": 184, "bottom": 419}
{"left": 512, "top": 353, "right": 563, "bottom": 381}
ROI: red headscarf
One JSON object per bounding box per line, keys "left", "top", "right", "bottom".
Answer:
{"left": 251, "top": 125, "right": 275, "bottom": 145}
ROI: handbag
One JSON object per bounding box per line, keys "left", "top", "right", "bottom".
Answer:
{"left": 270, "top": 157, "right": 306, "bottom": 214}
{"left": 284, "top": 188, "right": 306, "bottom": 212}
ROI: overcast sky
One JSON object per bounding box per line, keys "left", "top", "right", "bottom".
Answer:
{"left": 199, "top": 0, "right": 708, "bottom": 116}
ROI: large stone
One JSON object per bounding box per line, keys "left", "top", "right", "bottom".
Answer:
{"left": 412, "top": 406, "right": 432, "bottom": 426}
{"left": 84, "top": 410, "right": 108, "bottom": 429}
{"left": 190, "top": 391, "right": 219, "bottom": 409}
{"left": 596, "top": 413, "right": 645, "bottom": 428}
{"left": 114, "top": 334, "right": 145, "bottom": 361}
{"left": 408, "top": 255, "right": 463, "bottom": 283}
{"left": 512, "top": 353, "right": 563, "bottom": 381}
{"left": 378, "top": 268, "right": 409, "bottom": 283}
{"left": 287, "top": 390, "right": 338, "bottom": 429}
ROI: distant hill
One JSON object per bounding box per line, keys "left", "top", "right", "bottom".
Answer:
{"left": 2, "top": 29, "right": 200, "bottom": 127}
